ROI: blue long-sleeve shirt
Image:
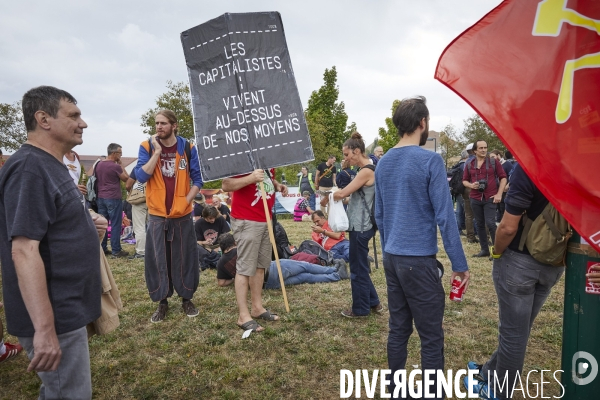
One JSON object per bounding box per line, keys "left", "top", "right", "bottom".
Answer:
{"left": 374, "top": 146, "right": 468, "bottom": 272}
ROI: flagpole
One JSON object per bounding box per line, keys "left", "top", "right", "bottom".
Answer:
{"left": 259, "top": 181, "right": 290, "bottom": 313}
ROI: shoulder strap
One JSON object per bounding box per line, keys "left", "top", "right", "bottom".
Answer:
{"left": 542, "top": 204, "right": 567, "bottom": 242}
{"left": 185, "top": 140, "right": 191, "bottom": 172}
{"left": 361, "top": 164, "right": 375, "bottom": 172}
{"left": 72, "top": 151, "right": 80, "bottom": 162}
{"left": 518, "top": 213, "right": 532, "bottom": 251}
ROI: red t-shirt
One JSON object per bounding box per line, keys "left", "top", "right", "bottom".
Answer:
{"left": 230, "top": 169, "right": 276, "bottom": 222}
{"left": 159, "top": 141, "right": 177, "bottom": 214}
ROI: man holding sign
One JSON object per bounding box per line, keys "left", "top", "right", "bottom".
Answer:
{"left": 222, "top": 169, "right": 288, "bottom": 332}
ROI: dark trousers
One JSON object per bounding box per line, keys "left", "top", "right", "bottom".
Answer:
{"left": 470, "top": 197, "right": 497, "bottom": 252}
{"left": 384, "top": 253, "right": 445, "bottom": 399}
{"left": 349, "top": 229, "right": 379, "bottom": 315}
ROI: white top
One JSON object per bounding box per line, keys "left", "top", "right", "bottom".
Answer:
{"left": 63, "top": 154, "right": 81, "bottom": 186}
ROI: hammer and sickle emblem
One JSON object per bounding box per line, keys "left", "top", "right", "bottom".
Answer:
{"left": 533, "top": 0, "right": 600, "bottom": 124}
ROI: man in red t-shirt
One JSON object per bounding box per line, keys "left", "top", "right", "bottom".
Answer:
{"left": 222, "top": 168, "right": 288, "bottom": 332}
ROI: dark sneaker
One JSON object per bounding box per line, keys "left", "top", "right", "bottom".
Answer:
{"left": 371, "top": 303, "right": 386, "bottom": 314}
{"left": 103, "top": 249, "right": 111, "bottom": 255}
{"left": 112, "top": 250, "right": 130, "bottom": 258}
{"left": 182, "top": 300, "right": 199, "bottom": 318}
{"left": 150, "top": 303, "right": 168, "bottom": 323}
{"left": 341, "top": 309, "right": 367, "bottom": 318}
{"left": 128, "top": 253, "right": 144, "bottom": 259}
{"left": 336, "top": 260, "right": 350, "bottom": 280}
{"left": 0, "top": 342, "right": 23, "bottom": 363}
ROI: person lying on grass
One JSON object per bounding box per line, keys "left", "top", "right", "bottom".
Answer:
{"left": 216, "top": 233, "right": 348, "bottom": 289}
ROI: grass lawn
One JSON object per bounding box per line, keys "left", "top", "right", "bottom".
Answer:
{"left": 1, "top": 218, "right": 566, "bottom": 399}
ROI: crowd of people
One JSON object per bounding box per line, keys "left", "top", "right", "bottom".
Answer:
{"left": 0, "top": 86, "right": 596, "bottom": 400}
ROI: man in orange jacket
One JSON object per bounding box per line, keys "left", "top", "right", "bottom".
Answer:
{"left": 134, "top": 109, "right": 203, "bottom": 323}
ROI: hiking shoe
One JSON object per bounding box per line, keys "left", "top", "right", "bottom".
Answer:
{"left": 182, "top": 300, "right": 199, "bottom": 318}
{"left": 0, "top": 342, "right": 23, "bottom": 363}
{"left": 112, "top": 250, "right": 130, "bottom": 258}
{"left": 341, "top": 309, "right": 367, "bottom": 318}
{"left": 336, "top": 260, "right": 350, "bottom": 280}
{"left": 463, "top": 375, "right": 499, "bottom": 400}
{"left": 103, "top": 249, "right": 111, "bottom": 255}
{"left": 371, "top": 303, "right": 386, "bottom": 314}
{"left": 128, "top": 253, "right": 144, "bottom": 259}
{"left": 150, "top": 303, "right": 168, "bottom": 323}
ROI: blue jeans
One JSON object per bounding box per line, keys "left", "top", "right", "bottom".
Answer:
{"left": 19, "top": 326, "right": 92, "bottom": 400}
{"left": 384, "top": 253, "right": 445, "bottom": 399}
{"left": 265, "top": 259, "right": 340, "bottom": 289}
{"left": 349, "top": 229, "right": 379, "bottom": 315}
{"left": 482, "top": 250, "right": 564, "bottom": 399}
{"left": 308, "top": 193, "right": 316, "bottom": 210}
{"left": 330, "top": 240, "right": 350, "bottom": 262}
{"left": 455, "top": 195, "right": 465, "bottom": 230}
{"left": 97, "top": 198, "right": 123, "bottom": 254}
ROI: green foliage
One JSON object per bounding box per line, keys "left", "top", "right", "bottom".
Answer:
{"left": 140, "top": 81, "right": 194, "bottom": 140}
{"left": 0, "top": 102, "right": 27, "bottom": 152}
{"left": 439, "top": 123, "right": 466, "bottom": 169}
{"left": 377, "top": 99, "right": 401, "bottom": 152}
{"left": 305, "top": 66, "right": 349, "bottom": 163}
{"left": 461, "top": 114, "right": 506, "bottom": 153}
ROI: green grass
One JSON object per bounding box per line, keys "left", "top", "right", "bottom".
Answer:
{"left": 0, "top": 220, "right": 566, "bottom": 399}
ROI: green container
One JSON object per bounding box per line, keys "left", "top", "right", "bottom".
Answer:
{"left": 561, "top": 232, "right": 600, "bottom": 398}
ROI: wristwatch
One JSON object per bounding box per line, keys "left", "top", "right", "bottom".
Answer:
{"left": 491, "top": 246, "right": 502, "bottom": 259}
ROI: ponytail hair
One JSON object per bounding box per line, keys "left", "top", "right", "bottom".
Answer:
{"left": 343, "top": 132, "right": 365, "bottom": 154}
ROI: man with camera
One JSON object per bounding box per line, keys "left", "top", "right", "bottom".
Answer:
{"left": 462, "top": 140, "right": 507, "bottom": 257}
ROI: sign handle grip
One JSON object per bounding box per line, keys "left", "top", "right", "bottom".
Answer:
{"left": 259, "top": 181, "right": 290, "bottom": 313}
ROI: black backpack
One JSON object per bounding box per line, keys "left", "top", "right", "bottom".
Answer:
{"left": 298, "top": 240, "right": 334, "bottom": 265}
{"left": 448, "top": 162, "right": 465, "bottom": 196}
{"left": 273, "top": 222, "right": 297, "bottom": 260}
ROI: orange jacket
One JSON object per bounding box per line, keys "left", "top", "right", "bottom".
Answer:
{"left": 134, "top": 137, "right": 203, "bottom": 218}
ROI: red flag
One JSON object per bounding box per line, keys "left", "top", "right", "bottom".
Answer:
{"left": 435, "top": 0, "right": 600, "bottom": 252}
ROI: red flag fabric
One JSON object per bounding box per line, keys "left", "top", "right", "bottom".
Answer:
{"left": 435, "top": 0, "right": 600, "bottom": 252}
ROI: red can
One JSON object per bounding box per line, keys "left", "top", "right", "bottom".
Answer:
{"left": 449, "top": 277, "right": 466, "bottom": 302}
{"left": 585, "top": 262, "right": 600, "bottom": 295}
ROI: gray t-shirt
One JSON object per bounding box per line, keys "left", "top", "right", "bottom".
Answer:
{"left": 0, "top": 145, "right": 101, "bottom": 336}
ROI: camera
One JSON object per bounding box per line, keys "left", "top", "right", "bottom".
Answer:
{"left": 477, "top": 179, "right": 487, "bottom": 192}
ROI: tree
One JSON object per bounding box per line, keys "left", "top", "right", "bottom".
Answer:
{"left": 377, "top": 99, "right": 401, "bottom": 152}
{"left": 305, "top": 66, "right": 349, "bottom": 162}
{"left": 0, "top": 102, "right": 27, "bottom": 152}
{"left": 141, "top": 81, "right": 194, "bottom": 140}
{"left": 461, "top": 114, "right": 506, "bottom": 153}
{"left": 439, "top": 123, "right": 466, "bottom": 169}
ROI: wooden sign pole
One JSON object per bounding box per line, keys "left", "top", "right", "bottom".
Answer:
{"left": 259, "top": 181, "right": 290, "bottom": 312}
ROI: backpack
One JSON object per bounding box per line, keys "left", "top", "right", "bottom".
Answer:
{"left": 297, "top": 240, "right": 334, "bottom": 265}
{"left": 273, "top": 222, "right": 297, "bottom": 259}
{"left": 85, "top": 160, "right": 100, "bottom": 209}
{"left": 518, "top": 202, "right": 572, "bottom": 266}
{"left": 448, "top": 162, "right": 465, "bottom": 196}
{"left": 357, "top": 164, "right": 378, "bottom": 231}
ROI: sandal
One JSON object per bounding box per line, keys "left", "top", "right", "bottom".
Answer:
{"left": 237, "top": 320, "right": 263, "bottom": 332}
{"left": 252, "top": 309, "right": 279, "bottom": 321}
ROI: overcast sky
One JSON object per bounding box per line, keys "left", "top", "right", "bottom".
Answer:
{"left": 0, "top": 0, "right": 502, "bottom": 157}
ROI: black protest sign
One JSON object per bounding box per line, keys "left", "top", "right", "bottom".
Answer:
{"left": 181, "top": 12, "right": 314, "bottom": 182}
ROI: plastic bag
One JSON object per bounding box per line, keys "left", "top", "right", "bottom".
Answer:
{"left": 328, "top": 193, "right": 349, "bottom": 232}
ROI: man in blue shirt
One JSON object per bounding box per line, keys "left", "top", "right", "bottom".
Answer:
{"left": 375, "top": 96, "right": 470, "bottom": 399}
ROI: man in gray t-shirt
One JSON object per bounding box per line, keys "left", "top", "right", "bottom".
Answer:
{"left": 0, "top": 86, "right": 107, "bottom": 400}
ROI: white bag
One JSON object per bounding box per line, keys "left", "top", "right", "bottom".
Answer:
{"left": 328, "top": 193, "right": 349, "bottom": 232}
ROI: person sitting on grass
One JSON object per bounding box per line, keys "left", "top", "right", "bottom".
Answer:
{"left": 212, "top": 195, "right": 231, "bottom": 224}
{"left": 293, "top": 190, "right": 315, "bottom": 222}
{"left": 216, "top": 233, "right": 348, "bottom": 288}
{"left": 195, "top": 206, "right": 230, "bottom": 270}
{"left": 310, "top": 210, "right": 350, "bottom": 262}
